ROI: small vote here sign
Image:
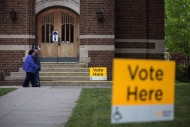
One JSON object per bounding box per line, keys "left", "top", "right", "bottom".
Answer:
{"left": 90, "top": 67, "right": 107, "bottom": 80}
{"left": 111, "top": 59, "right": 175, "bottom": 124}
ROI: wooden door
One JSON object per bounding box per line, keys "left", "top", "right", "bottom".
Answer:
{"left": 37, "top": 8, "right": 79, "bottom": 62}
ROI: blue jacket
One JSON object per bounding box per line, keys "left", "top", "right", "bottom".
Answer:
{"left": 33, "top": 53, "right": 41, "bottom": 71}
{"left": 23, "top": 55, "right": 39, "bottom": 73}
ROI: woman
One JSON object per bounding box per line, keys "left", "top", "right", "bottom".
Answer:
{"left": 23, "top": 49, "right": 39, "bottom": 87}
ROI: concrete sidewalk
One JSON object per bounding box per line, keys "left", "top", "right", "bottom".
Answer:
{"left": 0, "top": 86, "right": 83, "bottom": 127}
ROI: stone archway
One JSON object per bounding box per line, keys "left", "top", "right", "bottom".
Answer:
{"left": 35, "top": 0, "right": 80, "bottom": 14}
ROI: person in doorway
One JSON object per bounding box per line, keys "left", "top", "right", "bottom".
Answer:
{"left": 23, "top": 49, "right": 39, "bottom": 87}
{"left": 32, "top": 46, "right": 41, "bottom": 87}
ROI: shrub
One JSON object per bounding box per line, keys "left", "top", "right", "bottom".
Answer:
{"left": 176, "top": 65, "right": 189, "bottom": 82}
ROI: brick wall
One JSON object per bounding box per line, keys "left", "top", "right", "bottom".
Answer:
{"left": 148, "top": 0, "right": 164, "bottom": 39}
{"left": 80, "top": 0, "right": 115, "bottom": 35}
{"left": 115, "top": 0, "right": 147, "bottom": 39}
{"left": 115, "top": 0, "right": 164, "bottom": 59}
{"left": 89, "top": 51, "right": 114, "bottom": 81}
{"left": 0, "top": 50, "right": 25, "bottom": 76}
{"left": 0, "top": 0, "right": 35, "bottom": 76}
{"left": 0, "top": 0, "right": 34, "bottom": 35}
{"left": 0, "top": 38, "right": 29, "bottom": 45}
{"left": 0, "top": 0, "right": 164, "bottom": 79}
{"left": 80, "top": 0, "right": 115, "bottom": 80}
{"left": 115, "top": 53, "right": 164, "bottom": 59}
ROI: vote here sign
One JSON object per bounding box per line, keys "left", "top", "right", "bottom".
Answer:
{"left": 111, "top": 59, "right": 175, "bottom": 124}
{"left": 90, "top": 67, "right": 107, "bottom": 80}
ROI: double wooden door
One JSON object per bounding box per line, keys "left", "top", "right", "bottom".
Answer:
{"left": 37, "top": 8, "right": 79, "bottom": 62}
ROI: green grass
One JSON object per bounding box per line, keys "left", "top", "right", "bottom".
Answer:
{"left": 65, "top": 83, "right": 190, "bottom": 127}
{"left": 0, "top": 88, "right": 17, "bottom": 96}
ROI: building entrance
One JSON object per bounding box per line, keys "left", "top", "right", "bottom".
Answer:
{"left": 37, "top": 8, "right": 79, "bottom": 62}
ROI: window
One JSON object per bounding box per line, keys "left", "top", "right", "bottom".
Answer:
{"left": 41, "top": 13, "right": 54, "bottom": 43}
{"left": 61, "top": 13, "right": 74, "bottom": 43}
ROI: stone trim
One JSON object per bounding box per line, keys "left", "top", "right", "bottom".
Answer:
{"left": 0, "top": 45, "right": 31, "bottom": 50}
{"left": 115, "top": 48, "right": 163, "bottom": 54}
{"left": 115, "top": 39, "right": 148, "bottom": 42}
{"left": 115, "top": 39, "right": 164, "bottom": 54}
{"left": 80, "top": 45, "right": 115, "bottom": 51}
{"left": 79, "top": 45, "right": 114, "bottom": 64}
{"left": 80, "top": 35, "right": 115, "bottom": 39}
{"left": 0, "top": 35, "right": 35, "bottom": 39}
{"left": 115, "top": 39, "right": 164, "bottom": 43}
{"left": 0, "top": 45, "right": 32, "bottom": 59}
{"left": 35, "top": 0, "right": 80, "bottom": 14}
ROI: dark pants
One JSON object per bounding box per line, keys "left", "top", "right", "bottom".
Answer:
{"left": 33, "top": 70, "right": 40, "bottom": 85}
{"left": 23, "top": 72, "right": 34, "bottom": 87}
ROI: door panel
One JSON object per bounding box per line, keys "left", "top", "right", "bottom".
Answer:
{"left": 41, "top": 43, "right": 58, "bottom": 57}
{"left": 37, "top": 8, "right": 79, "bottom": 62}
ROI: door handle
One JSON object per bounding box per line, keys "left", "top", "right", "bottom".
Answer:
{"left": 58, "top": 37, "right": 60, "bottom": 46}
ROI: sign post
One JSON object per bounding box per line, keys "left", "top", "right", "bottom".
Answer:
{"left": 111, "top": 59, "right": 175, "bottom": 124}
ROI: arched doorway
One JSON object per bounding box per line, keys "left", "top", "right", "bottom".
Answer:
{"left": 37, "top": 8, "right": 79, "bottom": 62}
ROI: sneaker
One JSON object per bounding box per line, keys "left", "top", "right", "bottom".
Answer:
{"left": 32, "top": 84, "right": 39, "bottom": 87}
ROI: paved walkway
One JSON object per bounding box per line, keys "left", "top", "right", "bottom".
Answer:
{"left": 0, "top": 86, "right": 81, "bottom": 127}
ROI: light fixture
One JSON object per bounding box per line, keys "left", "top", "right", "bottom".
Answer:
{"left": 10, "top": 8, "right": 16, "bottom": 21}
{"left": 96, "top": 9, "right": 103, "bottom": 22}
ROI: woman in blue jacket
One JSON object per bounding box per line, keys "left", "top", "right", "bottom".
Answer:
{"left": 23, "top": 49, "right": 39, "bottom": 87}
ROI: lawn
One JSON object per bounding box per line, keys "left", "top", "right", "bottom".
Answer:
{"left": 0, "top": 88, "right": 17, "bottom": 96}
{"left": 65, "top": 83, "right": 190, "bottom": 127}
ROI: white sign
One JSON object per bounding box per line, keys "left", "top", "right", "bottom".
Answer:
{"left": 52, "top": 31, "right": 58, "bottom": 42}
{"left": 111, "top": 59, "right": 175, "bottom": 124}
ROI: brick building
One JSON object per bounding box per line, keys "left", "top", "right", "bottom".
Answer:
{"left": 0, "top": 0, "right": 164, "bottom": 80}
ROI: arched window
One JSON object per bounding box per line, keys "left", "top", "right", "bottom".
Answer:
{"left": 61, "top": 12, "right": 74, "bottom": 43}
{"left": 41, "top": 12, "right": 54, "bottom": 43}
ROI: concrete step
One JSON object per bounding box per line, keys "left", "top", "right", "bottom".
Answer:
{"left": 40, "top": 72, "right": 89, "bottom": 76}
{"left": 5, "top": 63, "right": 106, "bottom": 85}
{"left": 0, "top": 80, "right": 112, "bottom": 86}
{"left": 41, "top": 68, "right": 89, "bottom": 72}
{"left": 10, "top": 72, "right": 26, "bottom": 77}
{"left": 40, "top": 76, "right": 90, "bottom": 81}
{"left": 10, "top": 72, "right": 89, "bottom": 77}
{"left": 5, "top": 76, "right": 91, "bottom": 81}
{"left": 41, "top": 63, "right": 86, "bottom": 68}
{"left": 19, "top": 65, "right": 87, "bottom": 72}
{"left": 41, "top": 81, "right": 112, "bottom": 86}
{"left": 19, "top": 68, "right": 24, "bottom": 72}
{"left": 18, "top": 66, "right": 90, "bottom": 74}
{"left": 5, "top": 76, "right": 24, "bottom": 80}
